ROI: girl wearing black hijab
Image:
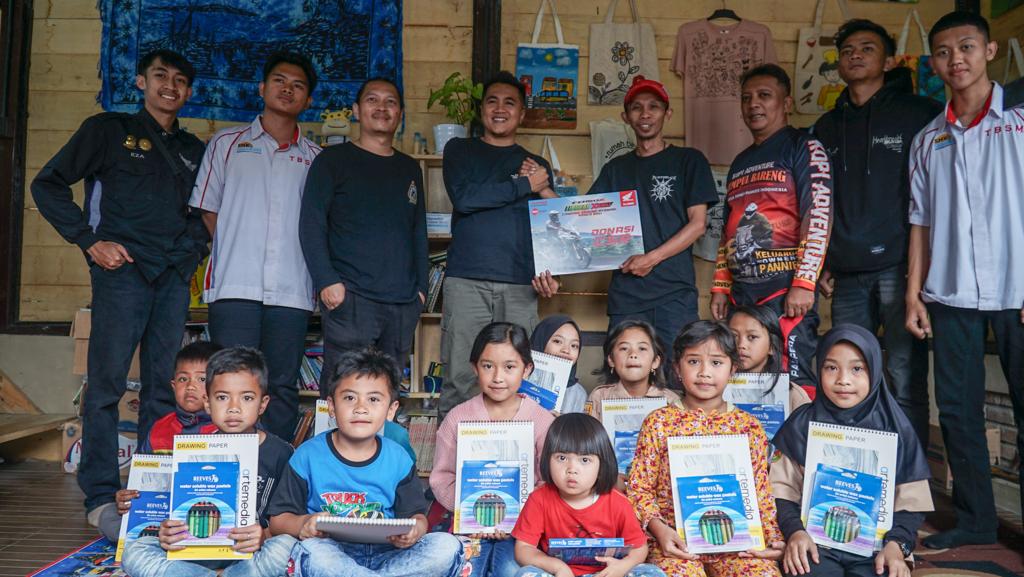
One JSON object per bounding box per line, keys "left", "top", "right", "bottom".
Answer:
{"left": 529, "top": 315, "right": 587, "bottom": 414}
{"left": 770, "top": 324, "right": 932, "bottom": 577}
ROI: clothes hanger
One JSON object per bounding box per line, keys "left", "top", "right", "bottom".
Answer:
{"left": 708, "top": 0, "right": 741, "bottom": 22}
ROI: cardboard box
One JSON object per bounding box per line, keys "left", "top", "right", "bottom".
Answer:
{"left": 926, "top": 423, "right": 1000, "bottom": 492}
{"left": 118, "top": 390, "right": 140, "bottom": 425}
{"left": 71, "top": 309, "right": 140, "bottom": 379}
{"left": 61, "top": 418, "right": 138, "bottom": 474}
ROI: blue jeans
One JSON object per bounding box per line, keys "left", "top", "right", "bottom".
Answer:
{"left": 831, "top": 266, "right": 930, "bottom": 448}
{"left": 515, "top": 563, "right": 666, "bottom": 577}
{"left": 289, "top": 533, "right": 464, "bottom": 577}
{"left": 121, "top": 534, "right": 296, "bottom": 577}
{"left": 465, "top": 537, "right": 520, "bottom": 577}
{"left": 80, "top": 264, "right": 190, "bottom": 511}
{"left": 208, "top": 299, "right": 311, "bottom": 440}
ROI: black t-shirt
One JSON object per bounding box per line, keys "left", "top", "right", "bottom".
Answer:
{"left": 443, "top": 137, "right": 553, "bottom": 285}
{"left": 590, "top": 146, "right": 718, "bottom": 314}
{"left": 299, "top": 142, "right": 428, "bottom": 304}
{"left": 256, "top": 432, "right": 294, "bottom": 527}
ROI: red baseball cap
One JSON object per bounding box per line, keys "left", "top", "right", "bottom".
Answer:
{"left": 623, "top": 75, "right": 670, "bottom": 107}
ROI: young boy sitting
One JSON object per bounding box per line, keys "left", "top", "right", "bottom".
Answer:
{"left": 97, "top": 340, "right": 224, "bottom": 542}
{"left": 122, "top": 347, "right": 297, "bottom": 577}
{"left": 267, "top": 346, "right": 464, "bottom": 577}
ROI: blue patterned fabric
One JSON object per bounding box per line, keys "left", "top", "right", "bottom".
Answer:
{"left": 99, "top": 0, "right": 403, "bottom": 122}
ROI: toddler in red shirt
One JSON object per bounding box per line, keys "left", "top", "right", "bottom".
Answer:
{"left": 511, "top": 413, "right": 664, "bottom": 577}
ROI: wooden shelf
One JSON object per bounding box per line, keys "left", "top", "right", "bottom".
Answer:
{"left": 427, "top": 233, "right": 452, "bottom": 241}
{"left": 298, "top": 390, "right": 320, "bottom": 398}
{"left": 420, "top": 312, "right": 442, "bottom": 319}
{"left": 405, "top": 392, "right": 439, "bottom": 399}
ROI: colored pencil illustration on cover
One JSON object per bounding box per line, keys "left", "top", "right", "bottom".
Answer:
{"left": 116, "top": 454, "right": 173, "bottom": 561}
{"left": 453, "top": 421, "right": 535, "bottom": 534}
{"left": 529, "top": 191, "right": 644, "bottom": 276}
{"left": 800, "top": 422, "right": 897, "bottom": 555}
{"left": 167, "top": 434, "right": 258, "bottom": 560}
{"left": 668, "top": 434, "right": 765, "bottom": 554}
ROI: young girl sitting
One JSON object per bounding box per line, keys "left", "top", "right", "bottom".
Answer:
{"left": 728, "top": 305, "right": 812, "bottom": 409}
{"left": 772, "top": 325, "right": 932, "bottom": 577}
{"left": 431, "top": 322, "right": 556, "bottom": 577}
{"left": 627, "top": 320, "right": 784, "bottom": 577}
{"left": 511, "top": 413, "right": 665, "bottom": 577}
{"left": 531, "top": 315, "right": 587, "bottom": 415}
{"left": 586, "top": 320, "right": 679, "bottom": 422}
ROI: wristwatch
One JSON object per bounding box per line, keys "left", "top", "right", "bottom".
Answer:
{"left": 883, "top": 536, "right": 912, "bottom": 558}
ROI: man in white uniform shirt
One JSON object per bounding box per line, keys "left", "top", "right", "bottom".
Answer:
{"left": 906, "top": 12, "right": 1024, "bottom": 550}
{"left": 190, "top": 52, "right": 322, "bottom": 439}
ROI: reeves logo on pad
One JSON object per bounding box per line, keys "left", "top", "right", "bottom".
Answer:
{"left": 619, "top": 189, "right": 638, "bottom": 207}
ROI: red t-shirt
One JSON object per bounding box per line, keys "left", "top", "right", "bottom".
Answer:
{"left": 511, "top": 484, "right": 646, "bottom": 576}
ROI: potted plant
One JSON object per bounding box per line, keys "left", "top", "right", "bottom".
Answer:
{"left": 427, "top": 72, "right": 483, "bottom": 154}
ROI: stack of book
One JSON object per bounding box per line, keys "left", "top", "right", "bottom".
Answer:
{"left": 407, "top": 416, "right": 438, "bottom": 475}
{"left": 425, "top": 251, "right": 447, "bottom": 314}
{"left": 296, "top": 342, "right": 324, "bottom": 393}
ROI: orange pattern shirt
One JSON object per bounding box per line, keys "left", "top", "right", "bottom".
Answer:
{"left": 625, "top": 403, "right": 783, "bottom": 545}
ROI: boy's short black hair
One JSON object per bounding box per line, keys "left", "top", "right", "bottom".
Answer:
{"left": 929, "top": 10, "right": 990, "bottom": 50}
{"left": 137, "top": 49, "right": 196, "bottom": 87}
{"left": 483, "top": 71, "right": 526, "bottom": 105}
{"left": 323, "top": 346, "right": 400, "bottom": 402}
{"left": 205, "top": 347, "right": 269, "bottom": 395}
{"left": 673, "top": 320, "right": 740, "bottom": 370}
{"left": 355, "top": 77, "right": 404, "bottom": 109}
{"left": 469, "top": 322, "right": 533, "bottom": 367}
{"left": 175, "top": 340, "right": 224, "bottom": 369}
{"left": 263, "top": 51, "right": 318, "bottom": 94}
{"left": 539, "top": 413, "right": 619, "bottom": 495}
{"left": 835, "top": 19, "right": 897, "bottom": 58}
{"left": 740, "top": 63, "right": 792, "bottom": 97}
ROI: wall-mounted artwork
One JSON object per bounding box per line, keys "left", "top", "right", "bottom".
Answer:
{"left": 99, "top": 0, "right": 403, "bottom": 122}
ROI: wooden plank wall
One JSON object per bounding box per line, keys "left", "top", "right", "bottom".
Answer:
{"left": 19, "top": 0, "right": 472, "bottom": 322}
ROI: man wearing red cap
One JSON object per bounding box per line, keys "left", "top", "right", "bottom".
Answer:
{"left": 589, "top": 75, "right": 719, "bottom": 364}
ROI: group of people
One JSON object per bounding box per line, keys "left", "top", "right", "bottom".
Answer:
{"left": 27, "top": 6, "right": 1024, "bottom": 577}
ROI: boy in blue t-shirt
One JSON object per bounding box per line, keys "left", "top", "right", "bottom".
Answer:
{"left": 267, "top": 347, "right": 464, "bottom": 577}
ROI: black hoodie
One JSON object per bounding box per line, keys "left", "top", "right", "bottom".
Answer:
{"left": 812, "top": 70, "right": 942, "bottom": 274}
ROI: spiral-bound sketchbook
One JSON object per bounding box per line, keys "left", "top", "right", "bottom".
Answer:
{"left": 667, "top": 434, "right": 765, "bottom": 553}
{"left": 115, "top": 454, "right": 172, "bottom": 561}
{"left": 601, "top": 397, "right": 667, "bottom": 475}
{"left": 518, "top": 351, "right": 574, "bottom": 412}
{"left": 314, "top": 400, "right": 337, "bottom": 436}
{"left": 724, "top": 373, "right": 791, "bottom": 438}
{"left": 453, "top": 421, "right": 535, "bottom": 535}
{"left": 800, "top": 422, "right": 897, "bottom": 554}
{"left": 168, "top": 434, "right": 259, "bottom": 560}
{"left": 316, "top": 516, "right": 416, "bottom": 544}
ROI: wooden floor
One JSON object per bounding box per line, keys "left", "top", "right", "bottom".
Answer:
{"left": 0, "top": 461, "right": 94, "bottom": 576}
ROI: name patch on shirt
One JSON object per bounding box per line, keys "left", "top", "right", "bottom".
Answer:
{"left": 932, "top": 133, "right": 953, "bottom": 151}
{"left": 236, "top": 141, "right": 263, "bottom": 154}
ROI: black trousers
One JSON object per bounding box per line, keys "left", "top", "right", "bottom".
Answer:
{"left": 928, "top": 302, "right": 1024, "bottom": 534}
{"left": 208, "top": 299, "right": 310, "bottom": 441}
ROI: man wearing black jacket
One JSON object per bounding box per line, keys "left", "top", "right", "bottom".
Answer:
{"left": 812, "top": 20, "right": 942, "bottom": 448}
{"left": 31, "top": 50, "right": 207, "bottom": 523}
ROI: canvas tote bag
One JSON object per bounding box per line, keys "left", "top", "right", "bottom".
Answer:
{"left": 795, "top": 0, "right": 852, "bottom": 114}
{"left": 589, "top": 118, "right": 636, "bottom": 178}
{"left": 895, "top": 9, "right": 945, "bottom": 103}
{"left": 517, "top": 0, "right": 580, "bottom": 129}
{"left": 588, "top": 0, "right": 659, "bottom": 105}
{"left": 542, "top": 136, "right": 580, "bottom": 197}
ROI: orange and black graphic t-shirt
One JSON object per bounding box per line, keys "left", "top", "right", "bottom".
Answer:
{"left": 713, "top": 126, "right": 833, "bottom": 302}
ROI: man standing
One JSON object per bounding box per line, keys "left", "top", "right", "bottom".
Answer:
{"left": 813, "top": 19, "right": 941, "bottom": 447}
{"left": 300, "top": 78, "right": 426, "bottom": 390}
{"left": 190, "top": 52, "right": 321, "bottom": 440}
{"left": 589, "top": 76, "right": 718, "bottom": 364}
{"left": 438, "top": 71, "right": 559, "bottom": 418}
{"left": 710, "top": 64, "right": 833, "bottom": 390}
{"left": 31, "top": 50, "right": 207, "bottom": 522}
{"left": 907, "top": 11, "right": 1024, "bottom": 549}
